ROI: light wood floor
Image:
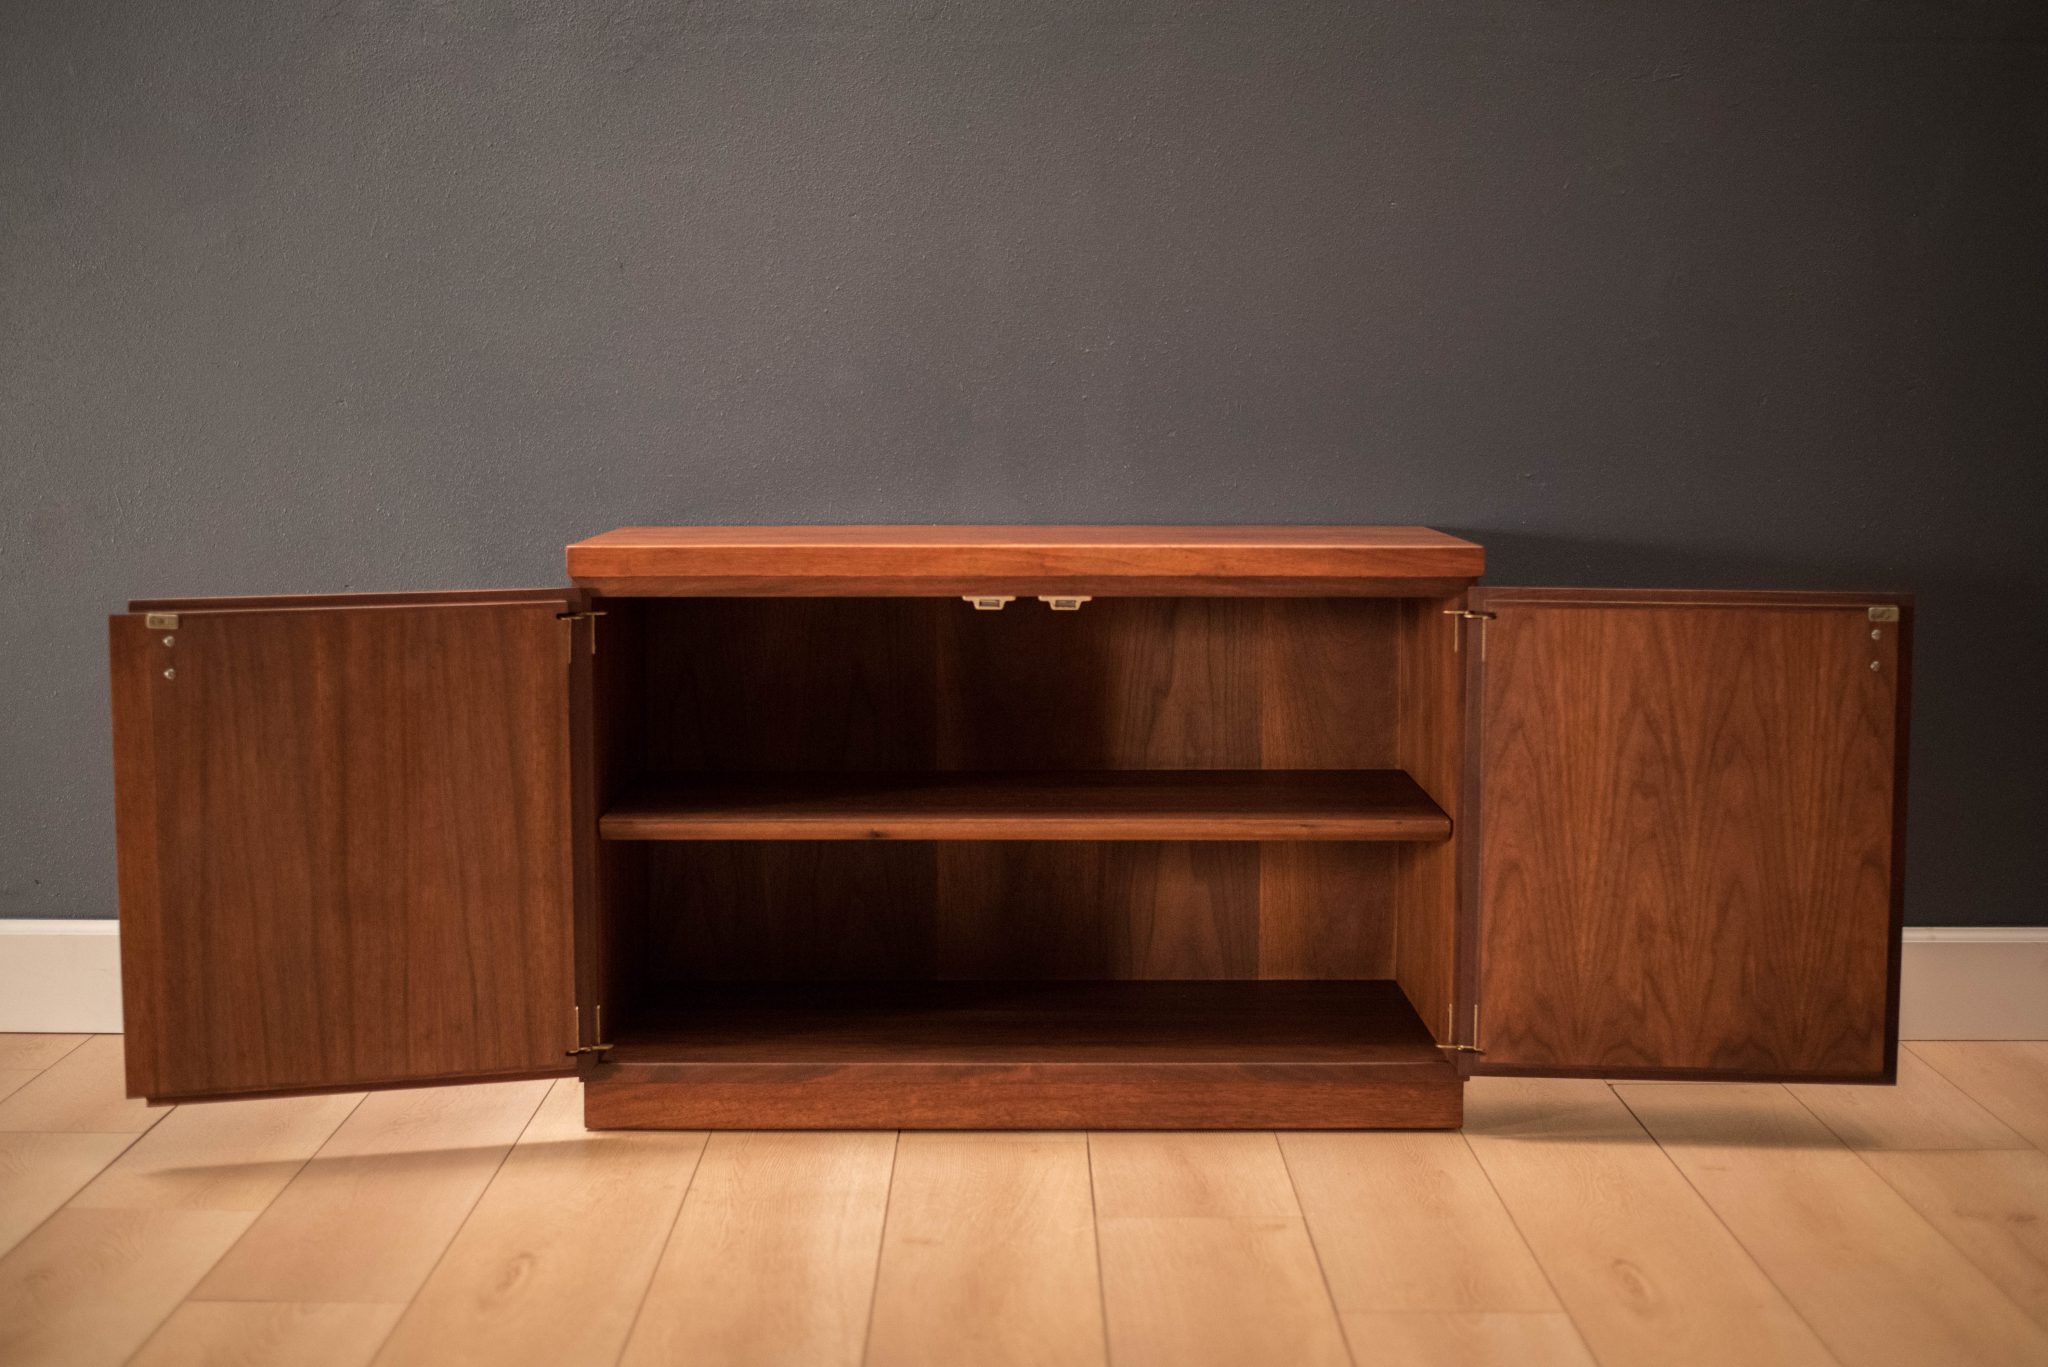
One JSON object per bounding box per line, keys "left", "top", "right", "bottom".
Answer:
{"left": 2, "top": 1038, "right": 2046, "bottom": 1366}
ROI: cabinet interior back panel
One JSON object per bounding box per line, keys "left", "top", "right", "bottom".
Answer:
{"left": 614, "top": 598, "right": 1401, "bottom": 774}
{"left": 638, "top": 841, "right": 1396, "bottom": 983}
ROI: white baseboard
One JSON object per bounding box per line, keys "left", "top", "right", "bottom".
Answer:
{"left": 0, "top": 920, "right": 123, "bottom": 1033}
{"left": 1899, "top": 927, "right": 2048, "bottom": 1041}
{"left": 1, "top": 921, "right": 2043, "bottom": 1042}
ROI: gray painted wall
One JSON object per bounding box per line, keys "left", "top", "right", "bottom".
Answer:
{"left": 4, "top": 1, "right": 2044, "bottom": 925}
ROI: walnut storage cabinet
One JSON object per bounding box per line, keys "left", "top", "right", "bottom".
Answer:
{"left": 108, "top": 527, "right": 1911, "bottom": 1129}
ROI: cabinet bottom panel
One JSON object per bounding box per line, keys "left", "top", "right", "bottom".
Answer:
{"left": 580, "top": 980, "right": 1462, "bottom": 1129}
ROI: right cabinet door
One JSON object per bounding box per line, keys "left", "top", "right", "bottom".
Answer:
{"left": 1465, "top": 589, "right": 1909, "bottom": 1081}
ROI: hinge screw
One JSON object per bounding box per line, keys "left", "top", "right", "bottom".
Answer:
{"left": 162, "top": 668, "right": 176, "bottom": 680}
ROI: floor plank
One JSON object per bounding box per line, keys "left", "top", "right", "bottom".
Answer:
{"left": 1089, "top": 1132, "right": 1298, "bottom": 1218}
{"left": 191, "top": 1079, "right": 551, "bottom": 1304}
{"left": 1857, "top": 1148, "right": 2048, "bottom": 1330}
{"left": 0, "top": 1035, "right": 164, "bottom": 1134}
{"left": 130, "top": 1301, "right": 402, "bottom": 1367}
{"left": 1463, "top": 1078, "right": 1834, "bottom": 1367}
{"left": 1091, "top": 1131, "right": 1346, "bottom": 1367}
{"left": 69, "top": 1091, "right": 362, "bottom": 1211}
{"left": 1339, "top": 1310, "right": 1597, "bottom": 1366}
{"left": 1280, "top": 1131, "right": 1556, "bottom": 1312}
{"left": 0, "top": 1131, "right": 138, "bottom": 1254}
{"left": 1911, "top": 1042, "right": 2048, "bottom": 1153}
{"left": 0, "top": 1207, "right": 254, "bottom": 1367}
{"left": 1617, "top": 1080, "right": 2048, "bottom": 1367}
{"left": 619, "top": 1131, "right": 894, "bottom": 1367}
{"left": 0, "top": 1035, "right": 89, "bottom": 1071}
{"left": 374, "top": 1080, "right": 705, "bottom": 1367}
{"left": 1096, "top": 1215, "right": 1350, "bottom": 1367}
{"left": 1791, "top": 1050, "right": 2029, "bottom": 1150}
{"left": 866, "top": 1133, "right": 1105, "bottom": 1367}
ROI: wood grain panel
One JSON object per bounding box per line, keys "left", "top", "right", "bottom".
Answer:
{"left": 1257, "top": 844, "right": 1397, "bottom": 979}
{"left": 1258, "top": 598, "right": 1400, "bottom": 766}
{"left": 635, "top": 598, "right": 938, "bottom": 773}
{"left": 1470, "top": 593, "right": 1907, "bottom": 1078}
{"left": 936, "top": 598, "right": 1261, "bottom": 770}
{"left": 645, "top": 842, "right": 936, "bottom": 981}
{"left": 936, "top": 843, "right": 1260, "bottom": 979}
{"left": 111, "top": 599, "right": 580, "bottom": 1099}
{"left": 568, "top": 524, "right": 1484, "bottom": 596}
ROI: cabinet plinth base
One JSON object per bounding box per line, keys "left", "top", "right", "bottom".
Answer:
{"left": 578, "top": 981, "right": 1463, "bottom": 1130}
{"left": 582, "top": 1060, "right": 1462, "bottom": 1129}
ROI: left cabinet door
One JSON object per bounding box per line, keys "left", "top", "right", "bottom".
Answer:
{"left": 110, "top": 590, "right": 586, "bottom": 1101}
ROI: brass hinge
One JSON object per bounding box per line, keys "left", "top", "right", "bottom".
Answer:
{"left": 557, "top": 609, "right": 607, "bottom": 655}
{"left": 144, "top": 612, "right": 179, "bottom": 630}
{"left": 1868, "top": 605, "right": 1900, "bottom": 623}
{"left": 1039, "top": 596, "right": 1092, "bottom": 611}
{"left": 566, "top": 1003, "right": 613, "bottom": 1058}
{"left": 1438, "top": 1002, "right": 1484, "bottom": 1054}
{"left": 1443, "top": 607, "right": 1495, "bottom": 656}
{"left": 963, "top": 595, "right": 1016, "bottom": 611}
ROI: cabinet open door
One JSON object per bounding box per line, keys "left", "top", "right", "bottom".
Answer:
{"left": 1462, "top": 588, "right": 1910, "bottom": 1082}
{"left": 109, "top": 590, "right": 591, "bottom": 1101}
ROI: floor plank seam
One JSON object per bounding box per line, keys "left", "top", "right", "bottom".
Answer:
{"left": 1271, "top": 1130, "right": 1358, "bottom": 1367}
{"left": 1453, "top": 1126, "right": 1591, "bottom": 1358}
{"left": 1084, "top": 1132, "right": 1115, "bottom": 1367}
{"left": 605, "top": 1109, "right": 713, "bottom": 1367}
{"left": 1904, "top": 1041, "right": 2048, "bottom": 1158}
{"left": 855, "top": 1130, "right": 902, "bottom": 1367}
{"left": 1604, "top": 1083, "right": 1852, "bottom": 1367}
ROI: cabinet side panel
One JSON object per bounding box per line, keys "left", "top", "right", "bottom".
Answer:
{"left": 109, "top": 617, "right": 167, "bottom": 1096}
{"left": 1474, "top": 600, "right": 1899, "bottom": 1077}
{"left": 1393, "top": 598, "right": 1462, "bottom": 1045}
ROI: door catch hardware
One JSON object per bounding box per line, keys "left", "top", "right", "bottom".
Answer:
{"left": 556, "top": 610, "right": 608, "bottom": 622}
{"left": 145, "top": 613, "right": 179, "bottom": 630}
{"left": 963, "top": 596, "right": 1016, "bottom": 611}
{"left": 1867, "top": 605, "right": 1900, "bottom": 623}
{"left": 1039, "top": 596, "right": 1092, "bottom": 611}
{"left": 1442, "top": 609, "right": 1497, "bottom": 621}
{"left": 565, "top": 1042, "right": 614, "bottom": 1057}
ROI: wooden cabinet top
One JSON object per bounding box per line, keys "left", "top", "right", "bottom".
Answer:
{"left": 566, "top": 525, "right": 1484, "bottom": 596}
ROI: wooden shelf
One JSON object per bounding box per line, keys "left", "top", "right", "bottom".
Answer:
{"left": 599, "top": 769, "right": 1452, "bottom": 842}
{"left": 586, "top": 982, "right": 1462, "bottom": 1129}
